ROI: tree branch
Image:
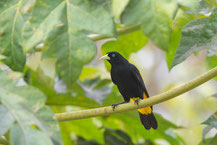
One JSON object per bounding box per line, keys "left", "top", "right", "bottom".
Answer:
{"left": 90, "top": 25, "right": 141, "bottom": 41}
{"left": 54, "top": 66, "right": 217, "bottom": 122}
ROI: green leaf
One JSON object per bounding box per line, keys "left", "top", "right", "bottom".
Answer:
{"left": 177, "top": 0, "right": 199, "bottom": 11}
{"left": 202, "top": 112, "right": 217, "bottom": 129}
{"left": 10, "top": 124, "right": 53, "bottom": 145}
{"left": 199, "top": 134, "right": 217, "bottom": 145}
{"left": 104, "top": 128, "right": 134, "bottom": 145}
{"left": 100, "top": 112, "right": 183, "bottom": 143}
{"left": 47, "top": 85, "right": 100, "bottom": 107}
{"left": 0, "top": 70, "right": 62, "bottom": 145}
{"left": 0, "top": 0, "right": 26, "bottom": 71}
{"left": 23, "top": 0, "right": 116, "bottom": 87}
{"left": 121, "top": 0, "right": 171, "bottom": 51}
{"left": 0, "top": 105, "right": 14, "bottom": 136}
{"left": 23, "top": 0, "right": 115, "bottom": 51}
{"left": 60, "top": 118, "right": 103, "bottom": 144}
{"left": 171, "top": 18, "right": 208, "bottom": 68}
{"left": 202, "top": 126, "right": 213, "bottom": 140}
{"left": 208, "top": 46, "right": 217, "bottom": 56}
{"left": 79, "top": 67, "right": 100, "bottom": 81}
{"left": 54, "top": 107, "right": 104, "bottom": 144}
{"left": 102, "top": 86, "right": 126, "bottom": 107}
{"left": 112, "top": 0, "right": 129, "bottom": 20}
{"left": 197, "top": 0, "right": 213, "bottom": 15}
{"left": 76, "top": 136, "right": 101, "bottom": 145}
{"left": 205, "top": 55, "right": 217, "bottom": 81}
{"left": 211, "top": 93, "right": 217, "bottom": 99}
{"left": 43, "top": 30, "right": 97, "bottom": 87}
{"left": 35, "top": 107, "right": 62, "bottom": 145}
{"left": 79, "top": 77, "right": 112, "bottom": 105}
{"left": 47, "top": 81, "right": 100, "bottom": 107}
{"left": 0, "top": 136, "right": 8, "bottom": 145}
{"left": 166, "top": 10, "right": 194, "bottom": 68}
{"left": 171, "top": 8, "right": 217, "bottom": 68}
{"left": 102, "top": 30, "right": 147, "bottom": 59}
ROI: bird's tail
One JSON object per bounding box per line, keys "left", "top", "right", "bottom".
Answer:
{"left": 131, "top": 97, "right": 158, "bottom": 130}
{"left": 138, "top": 111, "right": 158, "bottom": 130}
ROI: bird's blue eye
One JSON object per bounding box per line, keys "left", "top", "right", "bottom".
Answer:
{"left": 112, "top": 54, "right": 115, "bottom": 57}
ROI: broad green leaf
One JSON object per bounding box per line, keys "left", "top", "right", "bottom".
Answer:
{"left": 59, "top": 122, "right": 73, "bottom": 145}
{"left": 196, "top": 0, "right": 214, "bottom": 15}
{"left": 0, "top": 70, "right": 62, "bottom": 145}
{"left": 102, "top": 30, "right": 148, "bottom": 59}
{"left": 24, "top": 68, "right": 55, "bottom": 95}
{"left": 76, "top": 136, "right": 101, "bottom": 145}
{"left": 171, "top": 8, "right": 217, "bottom": 68}
{"left": 0, "top": 136, "right": 8, "bottom": 145}
{"left": 45, "top": 83, "right": 100, "bottom": 108}
{"left": 177, "top": 0, "right": 199, "bottom": 11}
{"left": 23, "top": 0, "right": 115, "bottom": 51}
{"left": 0, "top": 0, "right": 26, "bottom": 71}
{"left": 202, "top": 112, "right": 217, "bottom": 129}
{"left": 166, "top": 10, "right": 194, "bottom": 68}
{"left": 23, "top": 0, "right": 116, "bottom": 87}
{"left": 60, "top": 118, "right": 104, "bottom": 144}
{"left": 163, "top": 129, "right": 185, "bottom": 145}
{"left": 199, "top": 134, "right": 217, "bottom": 145}
{"left": 79, "top": 66, "right": 100, "bottom": 81}
{"left": 203, "top": 8, "right": 217, "bottom": 39}
{"left": 211, "top": 93, "right": 217, "bottom": 99}
{"left": 35, "top": 107, "right": 62, "bottom": 145}
{"left": 202, "top": 126, "right": 213, "bottom": 140}
{"left": 208, "top": 46, "right": 217, "bottom": 56}
{"left": 25, "top": 66, "right": 101, "bottom": 107}
{"left": 53, "top": 107, "right": 103, "bottom": 144}
{"left": 79, "top": 77, "right": 112, "bottom": 105}
{"left": 102, "top": 86, "right": 126, "bottom": 107}
{"left": 44, "top": 31, "right": 96, "bottom": 87}
{"left": 10, "top": 124, "right": 53, "bottom": 145}
{"left": 101, "top": 29, "right": 148, "bottom": 72}
{"left": 100, "top": 111, "right": 183, "bottom": 143}
{"left": 0, "top": 105, "right": 14, "bottom": 136}
{"left": 112, "top": 0, "right": 129, "bottom": 20}
{"left": 205, "top": 55, "right": 217, "bottom": 81}
{"left": 104, "top": 128, "right": 134, "bottom": 145}
{"left": 121, "top": 0, "right": 171, "bottom": 51}
{"left": 171, "top": 18, "right": 208, "bottom": 68}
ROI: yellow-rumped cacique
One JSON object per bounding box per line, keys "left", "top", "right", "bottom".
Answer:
{"left": 100, "top": 51, "right": 158, "bottom": 130}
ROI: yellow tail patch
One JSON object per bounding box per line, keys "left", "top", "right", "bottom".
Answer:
{"left": 131, "top": 95, "right": 152, "bottom": 115}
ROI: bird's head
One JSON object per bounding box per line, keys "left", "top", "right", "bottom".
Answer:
{"left": 99, "top": 51, "right": 128, "bottom": 65}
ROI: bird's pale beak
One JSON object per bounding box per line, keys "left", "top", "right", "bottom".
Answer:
{"left": 99, "top": 54, "right": 110, "bottom": 60}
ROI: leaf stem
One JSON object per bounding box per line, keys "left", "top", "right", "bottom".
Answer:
{"left": 172, "top": 4, "right": 181, "bottom": 20}
{"left": 90, "top": 25, "right": 141, "bottom": 41}
{"left": 54, "top": 66, "right": 217, "bottom": 121}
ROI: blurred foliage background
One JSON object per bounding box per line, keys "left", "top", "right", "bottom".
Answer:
{"left": 0, "top": 0, "right": 217, "bottom": 145}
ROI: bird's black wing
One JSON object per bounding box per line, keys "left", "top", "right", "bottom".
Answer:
{"left": 129, "top": 64, "right": 150, "bottom": 98}
{"left": 110, "top": 69, "right": 117, "bottom": 84}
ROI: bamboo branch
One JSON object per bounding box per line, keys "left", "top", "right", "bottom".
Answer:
{"left": 54, "top": 66, "right": 217, "bottom": 122}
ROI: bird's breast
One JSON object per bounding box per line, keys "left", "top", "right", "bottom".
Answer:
{"left": 111, "top": 66, "right": 142, "bottom": 97}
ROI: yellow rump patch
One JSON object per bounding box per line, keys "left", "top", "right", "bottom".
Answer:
{"left": 143, "top": 92, "right": 147, "bottom": 99}
{"left": 130, "top": 96, "right": 152, "bottom": 115}
{"left": 138, "top": 107, "right": 152, "bottom": 115}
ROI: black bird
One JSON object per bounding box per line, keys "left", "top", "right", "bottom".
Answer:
{"left": 100, "top": 51, "right": 158, "bottom": 130}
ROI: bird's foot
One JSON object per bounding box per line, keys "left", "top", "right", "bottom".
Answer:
{"left": 134, "top": 98, "right": 142, "bottom": 105}
{"left": 112, "top": 102, "right": 126, "bottom": 111}
{"left": 112, "top": 103, "right": 119, "bottom": 111}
